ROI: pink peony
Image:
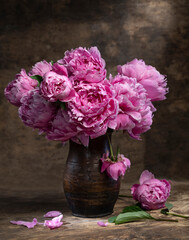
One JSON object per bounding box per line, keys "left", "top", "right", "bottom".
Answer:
{"left": 108, "top": 74, "right": 155, "bottom": 140}
{"left": 46, "top": 109, "right": 79, "bottom": 143}
{"left": 117, "top": 59, "right": 168, "bottom": 101}
{"left": 59, "top": 46, "right": 106, "bottom": 83}
{"left": 52, "top": 62, "right": 68, "bottom": 76}
{"left": 29, "top": 60, "right": 52, "bottom": 76}
{"left": 40, "top": 71, "right": 75, "bottom": 102}
{"left": 66, "top": 80, "right": 118, "bottom": 145}
{"left": 131, "top": 170, "right": 171, "bottom": 210}
{"left": 44, "top": 214, "right": 63, "bottom": 230}
{"left": 4, "top": 69, "right": 38, "bottom": 107}
{"left": 100, "top": 152, "right": 131, "bottom": 181}
{"left": 19, "top": 89, "right": 57, "bottom": 131}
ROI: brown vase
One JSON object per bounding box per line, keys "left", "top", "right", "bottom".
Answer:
{"left": 63, "top": 132, "right": 120, "bottom": 217}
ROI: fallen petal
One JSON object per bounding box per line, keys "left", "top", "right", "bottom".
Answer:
{"left": 44, "top": 214, "right": 63, "bottom": 230}
{"left": 97, "top": 221, "right": 108, "bottom": 227}
{"left": 10, "top": 218, "right": 38, "bottom": 229}
{"left": 44, "top": 211, "right": 62, "bottom": 218}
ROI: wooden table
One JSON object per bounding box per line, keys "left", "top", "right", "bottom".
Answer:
{"left": 0, "top": 181, "right": 188, "bottom": 240}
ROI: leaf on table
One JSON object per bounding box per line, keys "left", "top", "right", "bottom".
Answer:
{"left": 115, "top": 209, "right": 153, "bottom": 224}
{"left": 161, "top": 202, "right": 173, "bottom": 214}
{"left": 108, "top": 216, "right": 117, "bottom": 223}
{"left": 165, "top": 202, "right": 173, "bottom": 210}
{"left": 122, "top": 205, "right": 143, "bottom": 213}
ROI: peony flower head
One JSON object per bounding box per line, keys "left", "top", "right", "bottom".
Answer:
{"left": 4, "top": 69, "right": 38, "bottom": 107}
{"left": 29, "top": 60, "right": 52, "bottom": 77}
{"left": 19, "top": 89, "right": 57, "bottom": 131}
{"left": 40, "top": 71, "right": 75, "bottom": 102}
{"left": 108, "top": 74, "right": 155, "bottom": 140}
{"left": 100, "top": 152, "right": 131, "bottom": 181}
{"left": 59, "top": 46, "right": 106, "bottom": 83}
{"left": 66, "top": 80, "right": 118, "bottom": 145}
{"left": 131, "top": 170, "right": 171, "bottom": 210}
{"left": 117, "top": 59, "right": 168, "bottom": 101}
{"left": 46, "top": 109, "right": 79, "bottom": 144}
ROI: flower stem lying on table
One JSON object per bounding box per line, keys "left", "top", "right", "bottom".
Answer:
{"left": 161, "top": 211, "right": 189, "bottom": 219}
{"left": 118, "top": 194, "right": 133, "bottom": 198}
{"left": 161, "top": 202, "right": 189, "bottom": 219}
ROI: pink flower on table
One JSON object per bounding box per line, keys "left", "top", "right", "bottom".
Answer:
{"left": 19, "top": 89, "right": 57, "bottom": 131}
{"left": 117, "top": 59, "right": 168, "bottom": 101}
{"left": 4, "top": 69, "right": 38, "bottom": 107}
{"left": 108, "top": 74, "right": 155, "bottom": 140}
{"left": 59, "top": 46, "right": 106, "bottom": 83}
{"left": 131, "top": 170, "right": 171, "bottom": 210}
{"left": 100, "top": 152, "right": 131, "bottom": 181}
{"left": 40, "top": 71, "right": 75, "bottom": 102}
{"left": 10, "top": 218, "right": 38, "bottom": 229}
{"left": 66, "top": 80, "right": 118, "bottom": 146}
{"left": 44, "top": 214, "right": 63, "bottom": 230}
{"left": 29, "top": 60, "right": 52, "bottom": 77}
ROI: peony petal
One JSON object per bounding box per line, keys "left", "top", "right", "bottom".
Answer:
{"left": 101, "top": 161, "right": 111, "bottom": 173}
{"left": 10, "top": 218, "right": 38, "bottom": 229}
{"left": 44, "top": 214, "right": 63, "bottom": 230}
{"left": 97, "top": 221, "right": 108, "bottom": 227}
{"left": 52, "top": 63, "right": 68, "bottom": 76}
{"left": 139, "top": 170, "right": 155, "bottom": 185}
{"left": 131, "top": 184, "right": 140, "bottom": 201}
{"left": 44, "top": 211, "right": 62, "bottom": 218}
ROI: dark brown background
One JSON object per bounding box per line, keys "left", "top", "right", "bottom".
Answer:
{"left": 0, "top": 0, "right": 189, "bottom": 194}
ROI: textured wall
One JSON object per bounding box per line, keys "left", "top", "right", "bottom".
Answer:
{"left": 0, "top": 0, "right": 188, "bottom": 193}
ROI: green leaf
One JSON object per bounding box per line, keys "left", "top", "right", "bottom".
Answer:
{"left": 56, "top": 100, "right": 67, "bottom": 110}
{"left": 51, "top": 60, "right": 54, "bottom": 65}
{"left": 30, "top": 75, "right": 43, "bottom": 84}
{"left": 161, "top": 203, "right": 189, "bottom": 219}
{"left": 115, "top": 210, "right": 153, "bottom": 224}
{"left": 161, "top": 202, "right": 173, "bottom": 215}
{"left": 61, "top": 102, "right": 66, "bottom": 110}
{"left": 122, "top": 205, "right": 143, "bottom": 213}
{"left": 165, "top": 202, "right": 173, "bottom": 211}
{"left": 108, "top": 216, "right": 117, "bottom": 223}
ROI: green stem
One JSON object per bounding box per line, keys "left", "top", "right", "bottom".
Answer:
{"left": 166, "top": 212, "right": 189, "bottom": 219}
{"left": 106, "top": 132, "right": 115, "bottom": 161}
{"left": 153, "top": 217, "right": 178, "bottom": 222}
{"left": 119, "top": 194, "right": 133, "bottom": 198}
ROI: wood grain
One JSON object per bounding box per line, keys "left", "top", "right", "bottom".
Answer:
{"left": 0, "top": 181, "right": 188, "bottom": 240}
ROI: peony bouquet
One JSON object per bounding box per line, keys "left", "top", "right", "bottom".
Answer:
{"left": 4, "top": 46, "right": 168, "bottom": 179}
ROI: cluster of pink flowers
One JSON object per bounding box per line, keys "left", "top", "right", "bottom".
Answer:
{"left": 4, "top": 46, "right": 168, "bottom": 147}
